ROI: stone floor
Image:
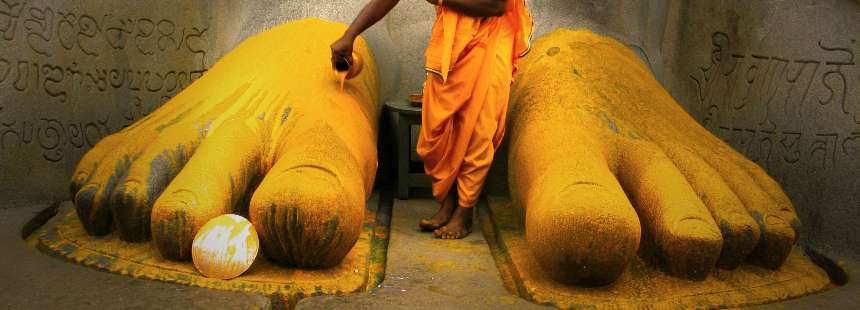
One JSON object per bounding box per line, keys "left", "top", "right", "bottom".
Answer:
{"left": 296, "top": 199, "right": 546, "bottom": 309}
{"left": 751, "top": 257, "right": 859, "bottom": 309}
{"left": 1, "top": 198, "right": 858, "bottom": 309}
{"left": 0, "top": 200, "right": 270, "bottom": 309}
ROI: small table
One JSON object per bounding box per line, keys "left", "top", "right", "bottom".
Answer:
{"left": 385, "top": 99, "right": 432, "bottom": 199}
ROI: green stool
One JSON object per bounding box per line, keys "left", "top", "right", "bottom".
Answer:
{"left": 385, "top": 99, "right": 432, "bottom": 199}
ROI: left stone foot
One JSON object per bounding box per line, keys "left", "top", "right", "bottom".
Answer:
{"left": 433, "top": 206, "right": 473, "bottom": 239}
{"left": 69, "top": 19, "right": 380, "bottom": 268}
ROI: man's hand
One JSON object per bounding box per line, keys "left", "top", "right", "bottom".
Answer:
{"left": 331, "top": 36, "right": 355, "bottom": 70}
{"left": 332, "top": 0, "right": 400, "bottom": 69}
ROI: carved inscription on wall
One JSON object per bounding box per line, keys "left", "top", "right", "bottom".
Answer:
{"left": 689, "top": 32, "right": 859, "bottom": 174}
{"left": 0, "top": 0, "right": 210, "bottom": 163}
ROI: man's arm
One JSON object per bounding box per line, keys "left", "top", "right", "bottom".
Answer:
{"left": 331, "top": 0, "right": 400, "bottom": 67}
{"left": 344, "top": 0, "right": 401, "bottom": 42}
{"left": 432, "top": 0, "right": 508, "bottom": 17}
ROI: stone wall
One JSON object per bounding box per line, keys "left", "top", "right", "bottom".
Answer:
{"left": 661, "top": 0, "right": 860, "bottom": 260}
{"left": 0, "top": 0, "right": 214, "bottom": 201}
{"left": 1, "top": 0, "right": 857, "bottom": 258}
{"left": 0, "top": 0, "right": 667, "bottom": 201}
{"left": 0, "top": 0, "right": 402, "bottom": 201}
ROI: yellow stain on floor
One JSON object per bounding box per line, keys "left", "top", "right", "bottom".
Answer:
{"left": 31, "top": 200, "right": 388, "bottom": 302}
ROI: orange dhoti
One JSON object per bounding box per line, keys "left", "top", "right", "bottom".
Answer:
{"left": 417, "top": 1, "right": 533, "bottom": 207}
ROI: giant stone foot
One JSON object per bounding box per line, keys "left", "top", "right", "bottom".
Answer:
{"left": 69, "top": 18, "right": 379, "bottom": 267}
{"left": 508, "top": 29, "right": 799, "bottom": 286}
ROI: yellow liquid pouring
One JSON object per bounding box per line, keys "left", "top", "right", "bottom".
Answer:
{"left": 333, "top": 52, "right": 362, "bottom": 93}
{"left": 336, "top": 71, "right": 347, "bottom": 93}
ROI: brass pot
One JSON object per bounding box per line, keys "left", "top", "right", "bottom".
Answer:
{"left": 334, "top": 52, "right": 364, "bottom": 80}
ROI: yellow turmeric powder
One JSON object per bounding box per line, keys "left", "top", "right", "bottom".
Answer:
{"left": 508, "top": 28, "right": 799, "bottom": 285}
{"left": 70, "top": 18, "right": 380, "bottom": 267}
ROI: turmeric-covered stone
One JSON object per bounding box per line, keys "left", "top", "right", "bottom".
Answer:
{"left": 70, "top": 18, "right": 379, "bottom": 267}
{"left": 508, "top": 29, "right": 799, "bottom": 285}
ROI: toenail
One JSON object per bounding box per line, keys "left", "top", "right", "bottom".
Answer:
{"left": 160, "top": 189, "right": 200, "bottom": 209}
{"left": 673, "top": 217, "right": 721, "bottom": 239}
{"left": 76, "top": 185, "right": 100, "bottom": 203}
{"left": 764, "top": 214, "right": 788, "bottom": 227}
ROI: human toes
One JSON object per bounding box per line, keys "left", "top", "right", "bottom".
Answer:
{"left": 433, "top": 227, "right": 448, "bottom": 239}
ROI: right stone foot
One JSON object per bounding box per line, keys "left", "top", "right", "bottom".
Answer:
{"left": 508, "top": 29, "right": 799, "bottom": 285}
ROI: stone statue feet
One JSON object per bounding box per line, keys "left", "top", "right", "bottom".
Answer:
{"left": 507, "top": 29, "right": 799, "bottom": 286}
{"left": 69, "top": 19, "right": 381, "bottom": 268}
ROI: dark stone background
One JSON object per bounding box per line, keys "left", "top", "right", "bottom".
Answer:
{"left": 0, "top": 0, "right": 857, "bottom": 260}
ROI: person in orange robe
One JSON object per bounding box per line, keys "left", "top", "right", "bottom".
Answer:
{"left": 332, "top": 0, "right": 533, "bottom": 239}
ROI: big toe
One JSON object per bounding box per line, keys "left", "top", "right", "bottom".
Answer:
{"left": 433, "top": 227, "right": 448, "bottom": 238}
{"left": 526, "top": 180, "right": 641, "bottom": 286}
{"left": 150, "top": 119, "right": 264, "bottom": 260}
{"left": 250, "top": 154, "right": 365, "bottom": 268}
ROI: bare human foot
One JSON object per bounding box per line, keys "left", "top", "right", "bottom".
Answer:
{"left": 433, "top": 205, "right": 473, "bottom": 239}
{"left": 419, "top": 190, "right": 457, "bottom": 231}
